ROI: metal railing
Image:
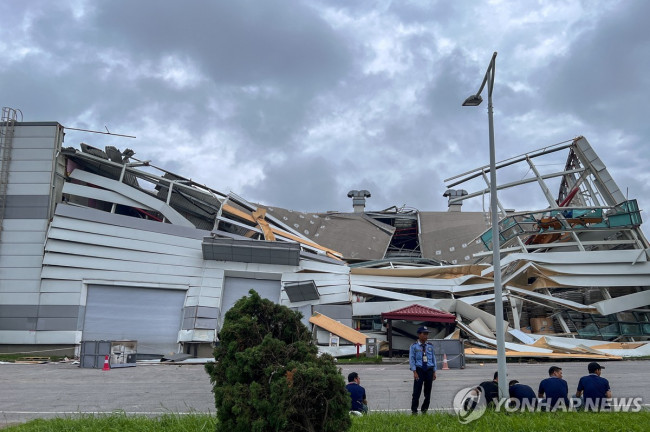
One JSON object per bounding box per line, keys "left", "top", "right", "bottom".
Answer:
{"left": 0, "top": 107, "right": 21, "bottom": 242}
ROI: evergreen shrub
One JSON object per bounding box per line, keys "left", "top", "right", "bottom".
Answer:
{"left": 205, "top": 290, "right": 351, "bottom": 432}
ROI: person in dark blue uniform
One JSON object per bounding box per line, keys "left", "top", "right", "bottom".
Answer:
{"left": 409, "top": 326, "right": 437, "bottom": 414}
{"left": 477, "top": 371, "right": 500, "bottom": 408}
{"left": 576, "top": 362, "right": 611, "bottom": 411}
{"left": 508, "top": 380, "right": 537, "bottom": 410}
{"left": 345, "top": 372, "right": 368, "bottom": 414}
{"left": 538, "top": 365, "right": 569, "bottom": 411}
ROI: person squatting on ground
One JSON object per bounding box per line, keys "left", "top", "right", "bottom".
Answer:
{"left": 345, "top": 372, "right": 368, "bottom": 414}
{"left": 538, "top": 365, "right": 569, "bottom": 411}
{"left": 508, "top": 380, "right": 537, "bottom": 411}
{"left": 576, "top": 362, "right": 611, "bottom": 411}
{"left": 461, "top": 371, "right": 499, "bottom": 412}
{"left": 477, "top": 371, "right": 500, "bottom": 408}
{"left": 409, "top": 326, "right": 437, "bottom": 414}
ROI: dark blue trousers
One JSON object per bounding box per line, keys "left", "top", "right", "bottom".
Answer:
{"left": 411, "top": 367, "right": 434, "bottom": 413}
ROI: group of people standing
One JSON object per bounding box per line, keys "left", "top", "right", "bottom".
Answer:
{"left": 345, "top": 326, "right": 613, "bottom": 414}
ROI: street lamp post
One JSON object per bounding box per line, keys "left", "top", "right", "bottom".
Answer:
{"left": 462, "top": 51, "right": 508, "bottom": 401}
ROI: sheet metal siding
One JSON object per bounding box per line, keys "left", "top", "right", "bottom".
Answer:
{"left": 38, "top": 211, "right": 228, "bottom": 343}
{"left": 6, "top": 124, "right": 60, "bottom": 196}
{"left": 280, "top": 271, "right": 351, "bottom": 307}
{"left": 0, "top": 124, "right": 62, "bottom": 334}
{"left": 68, "top": 170, "right": 194, "bottom": 227}
{"left": 2, "top": 195, "right": 50, "bottom": 219}
{"left": 55, "top": 203, "right": 210, "bottom": 241}
{"left": 182, "top": 305, "right": 219, "bottom": 330}
{"left": 221, "top": 277, "right": 281, "bottom": 327}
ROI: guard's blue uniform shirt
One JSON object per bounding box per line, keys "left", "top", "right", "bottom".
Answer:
{"left": 409, "top": 341, "right": 436, "bottom": 371}
{"left": 538, "top": 376, "right": 569, "bottom": 409}
{"left": 577, "top": 374, "right": 610, "bottom": 410}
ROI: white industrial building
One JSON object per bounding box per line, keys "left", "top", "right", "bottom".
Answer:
{"left": 2, "top": 107, "right": 650, "bottom": 360}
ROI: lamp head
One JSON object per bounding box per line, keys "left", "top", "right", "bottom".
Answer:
{"left": 462, "top": 94, "right": 483, "bottom": 106}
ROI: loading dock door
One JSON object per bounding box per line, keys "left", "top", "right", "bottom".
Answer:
{"left": 83, "top": 285, "right": 186, "bottom": 355}
{"left": 221, "top": 277, "right": 281, "bottom": 327}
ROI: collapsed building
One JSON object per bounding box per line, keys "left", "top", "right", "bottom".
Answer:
{"left": 1, "top": 107, "right": 650, "bottom": 361}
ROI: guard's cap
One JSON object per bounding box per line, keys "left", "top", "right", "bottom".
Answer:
{"left": 588, "top": 362, "right": 605, "bottom": 373}
{"left": 417, "top": 326, "right": 430, "bottom": 334}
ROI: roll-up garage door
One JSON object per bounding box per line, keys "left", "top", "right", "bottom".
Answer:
{"left": 83, "top": 285, "right": 186, "bottom": 355}
{"left": 220, "top": 277, "right": 281, "bottom": 327}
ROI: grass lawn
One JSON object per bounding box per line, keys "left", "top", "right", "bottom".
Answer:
{"left": 3, "top": 410, "right": 649, "bottom": 431}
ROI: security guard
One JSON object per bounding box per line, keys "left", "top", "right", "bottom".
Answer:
{"left": 409, "top": 326, "right": 437, "bottom": 414}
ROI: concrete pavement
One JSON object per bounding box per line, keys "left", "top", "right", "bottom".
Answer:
{"left": 1, "top": 359, "right": 649, "bottom": 427}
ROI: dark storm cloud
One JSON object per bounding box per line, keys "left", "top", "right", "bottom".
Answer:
{"left": 243, "top": 155, "right": 343, "bottom": 212}
{"left": 94, "top": 0, "right": 351, "bottom": 88}
{"left": 542, "top": 1, "right": 650, "bottom": 131}
{"left": 1, "top": 0, "right": 649, "bottom": 219}
{"left": 534, "top": 1, "right": 650, "bottom": 206}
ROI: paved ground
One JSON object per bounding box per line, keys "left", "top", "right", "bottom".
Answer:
{"left": 1, "top": 359, "right": 649, "bottom": 427}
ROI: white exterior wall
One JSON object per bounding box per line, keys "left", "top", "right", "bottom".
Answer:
{"left": 35, "top": 204, "right": 304, "bottom": 347}
{"left": 0, "top": 123, "right": 63, "bottom": 345}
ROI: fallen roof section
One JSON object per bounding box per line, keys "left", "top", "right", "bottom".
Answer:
{"left": 309, "top": 312, "right": 368, "bottom": 345}
{"left": 464, "top": 347, "right": 622, "bottom": 361}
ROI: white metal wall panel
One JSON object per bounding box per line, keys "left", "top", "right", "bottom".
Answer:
{"left": 35, "top": 331, "right": 80, "bottom": 344}
{"left": 45, "top": 240, "right": 205, "bottom": 268}
{"left": 0, "top": 267, "right": 43, "bottom": 280}
{"left": 0, "top": 254, "right": 43, "bottom": 267}
{"left": 6, "top": 183, "right": 51, "bottom": 195}
{"left": 8, "top": 171, "right": 53, "bottom": 184}
{"left": 8, "top": 148, "right": 57, "bottom": 161}
{"left": 69, "top": 170, "right": 193, "bottom": 227}
{"left": 49, "top": 218, "right": 202, "bottom": 250}
{"left": 1, "top": 231, "right": 48, "bottom": 243}
{"left": 0, "top": 293, "right": 39, "bottom": 304}
{"left": 7, "top": 160, "right": 54, "bottom": 172}
{"left": 83, "top": 285, "right": 186, "bottom": 355}
{"left": 40, "top": 279, "right": 82, "bottom": 293}
{"left": 47, "top": 227, "right": 200, "bottom": 257}
{"left": 13, "top": 125, "right": 60, "bottom": 141}
{"left": 39, "top": 292, "right": 81, "bottom": 305}
{"left": 1, "top": 219, "right": 49, "bottom": 231}
{"left": 63, "top": 182, "right": 154, "bottom": 210}
{"left": 42, "top": 254, "right": 204, "bottom": 277}
{"left": 0, "top": 279, "right": 40, "bottom": 292}
{"left": 220, "top": 277, "right": 281, "bottom": 327}
{"left": 0, "top": 243, "right": 44, "bottom": 256}
{"left": 41, "top": 266, "right": 198, "bottom": 286}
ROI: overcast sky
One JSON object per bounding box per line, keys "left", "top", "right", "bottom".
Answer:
{"left": 2, "top": 0, "right": 649, "bottom": 218}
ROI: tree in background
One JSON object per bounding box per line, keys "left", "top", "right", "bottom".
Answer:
{"left": 205, "top": 290, "right": 351, "bottom": 432}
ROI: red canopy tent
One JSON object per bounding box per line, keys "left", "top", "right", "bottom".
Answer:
{"left": 381, "top": 304, "right": 456, "bottom": 357}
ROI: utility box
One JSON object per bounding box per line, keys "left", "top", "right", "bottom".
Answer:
{"left": 365, "top": 337, "right": 378, "bottom": 357}
{"left": 110, "top": 340, "right": 137, "bottom": 368}
{"left": 431, "top": 339, "right": 465, "bottom": 369}
{"left": 80, "top": 340, "right": 137, "bottom": 368}
{"left": 80, "top": 340, "right": 112, "bottom": 368}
